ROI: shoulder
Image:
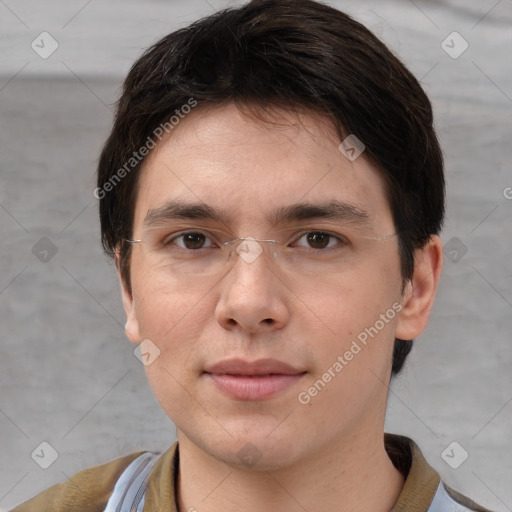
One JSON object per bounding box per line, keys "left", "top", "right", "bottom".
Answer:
{"left": 10, "top": 451, "right": 146, "bottom": 512}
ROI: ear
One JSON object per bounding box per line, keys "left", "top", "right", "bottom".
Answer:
{"left": 395, "top": 235, "right": 443, "bottom": 340}
{"left": 115, "top": 248, "right": 141, "bottom": 345}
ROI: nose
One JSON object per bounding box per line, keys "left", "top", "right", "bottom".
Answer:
{"left": 214, "top": 242, "right": 290, "bottom": 334}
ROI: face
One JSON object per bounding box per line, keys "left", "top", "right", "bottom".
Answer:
{"left": 120, "top": 103, "right": 411, "bottom": 470}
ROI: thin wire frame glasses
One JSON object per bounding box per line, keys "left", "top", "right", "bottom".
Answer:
{"left": 124, "top": 225, "right": 399, "bottom": 283}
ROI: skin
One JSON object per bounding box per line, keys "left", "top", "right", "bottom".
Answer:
{"left": 118, "top": 103, "right": 443, "bottom": 512}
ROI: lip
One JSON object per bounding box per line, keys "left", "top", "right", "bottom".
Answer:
{"left": 204, "top": 358, "right": 304, "bottom": 376}
{"left": 204, "top": 358, "right": 306, "bottom": 401}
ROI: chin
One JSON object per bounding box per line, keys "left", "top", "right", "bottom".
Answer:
{"left": 188, "top": 422, "right": 309, "bottom": 471}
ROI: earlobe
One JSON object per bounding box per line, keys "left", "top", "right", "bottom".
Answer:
{"left": 115, "top": 250, "right": 141, "bottom": 345}
{"left": 395, "top": 235, "right": 443, "bottom": 341}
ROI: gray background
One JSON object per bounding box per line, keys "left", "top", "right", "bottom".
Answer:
{"left": 1, "top": 0, "right": 511, "bottom": 510}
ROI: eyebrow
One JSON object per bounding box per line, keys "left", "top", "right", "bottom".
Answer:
{"left": 143, "top": 199, "right": 371, "bottom": 229}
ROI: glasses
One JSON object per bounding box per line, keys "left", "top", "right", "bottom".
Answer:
{"left": 125, "top": 224, "right": 398, "bottom": 285}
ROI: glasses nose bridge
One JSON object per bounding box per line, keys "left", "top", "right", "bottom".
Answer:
{"left": 222, "top": 236, "right": 281, "bottom": 266}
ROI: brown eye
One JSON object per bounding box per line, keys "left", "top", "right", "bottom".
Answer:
{"left": 306, "top": 232, "right": 331, "bottom": 249}
{"left": 293, "top": 231, "right": 344, "bottom": 251}
{"left": 182, "top": 233, "right": 207, "bottom": 249}
{"left": 165, "top": 232, "right": 213, "bottom": 250}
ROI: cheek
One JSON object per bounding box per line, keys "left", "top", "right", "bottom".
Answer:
{"left": 296, "top": 287, "right": 399, "bottom": 427}
{"left": 130, "top": 266, "right": 215, "bottom": 380}
{"left": 307, "top": 252, "right": 402, "bottom": 369}
{"left": 131, "top": 278, "right": 213, "bottom": 421}
{"left": 315, "top": 264, "right": 400, "bottom": 330}
{"left": 131, "top": 250, "right": 205, "bottom": 332}
{"left": 135, "top": 289, "right": 208, "bottom": 354}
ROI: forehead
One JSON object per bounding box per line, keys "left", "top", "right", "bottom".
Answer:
{"left": 133, "top": 103, "right": 393, "bottom": 231}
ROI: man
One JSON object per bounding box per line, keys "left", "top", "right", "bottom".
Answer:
{"left": 12, "top": 0, "right": 494, "bottom": 510}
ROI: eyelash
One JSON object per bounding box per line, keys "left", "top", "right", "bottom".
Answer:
{"left": 161, "top": 230, "right": 348, "bottom": 252}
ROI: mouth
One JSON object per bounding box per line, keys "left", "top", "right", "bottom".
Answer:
{"left": 203, "top": 358, "right": 307, "bottom": 401}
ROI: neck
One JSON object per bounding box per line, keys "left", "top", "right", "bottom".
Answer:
{"left": 176, "top": 426, "right": 404, "bottom": 512}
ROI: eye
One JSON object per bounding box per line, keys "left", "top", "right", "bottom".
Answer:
{"left": 294, "top": 231, "right": 345, "bottom": 250}
{"left": 165, "top": 232, "right": 215, "bottom": 250}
